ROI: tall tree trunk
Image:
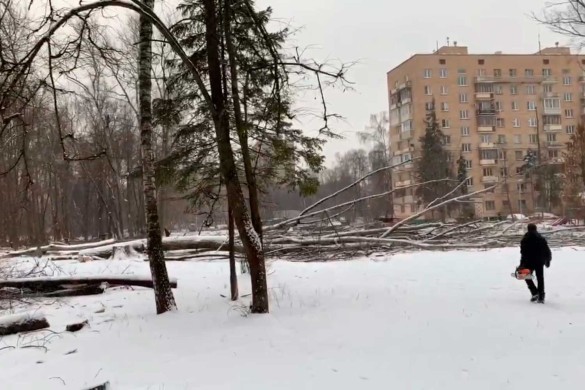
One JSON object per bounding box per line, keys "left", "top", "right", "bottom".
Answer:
{"left": 223, "top": 0, "right": 263, "bottom": 243}
{"left": 138, "top": 0, "right": 177, "bottom": 314}
{"left": 228, "top": 198, "right": 238, "bottom": 301}
{"left": 203, "top": 0, "right": 268, "bottom": 313}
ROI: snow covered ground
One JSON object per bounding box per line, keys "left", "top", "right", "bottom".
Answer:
{"left": 2, "top": 247, "right": 585, "bottom": 389}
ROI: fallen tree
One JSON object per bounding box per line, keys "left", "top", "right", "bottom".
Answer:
{"left": 0, "top": 311, "right": 50, "bottom": 336}
{"left": 0, "top": 275, "right": 178, "bottom": 292}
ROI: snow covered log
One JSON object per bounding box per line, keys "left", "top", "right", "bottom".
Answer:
{"left": 0, "top": 275, "right": 178, "bottom": 292}
{"left": 0, "top": 311, "right": 50, "bottom": 336}
{"left": 78, "top": 237, "right": 240, "bottom": 259}
{"left": 0, "top": 239, "right": 116, "bottom": 259}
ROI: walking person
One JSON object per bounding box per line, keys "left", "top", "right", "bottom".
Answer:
{"left": 518, "top": 223, "right": 552, "bottom": 303}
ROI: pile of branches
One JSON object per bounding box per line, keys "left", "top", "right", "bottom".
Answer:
{"left": 4, "top": 163, "right": 585, "bottom": 262}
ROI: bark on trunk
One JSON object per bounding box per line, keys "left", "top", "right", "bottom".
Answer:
{"left": 138, "top": 0, "right": 177, "bottom": 314}
{"left": 223, "top": 0, "right": 263, "bottom": 243}
{"left": 228, "top": 198, "right": 238, "bottom": 301}
{"left": 203, "top": 0, "right": 268, "bottom": 313}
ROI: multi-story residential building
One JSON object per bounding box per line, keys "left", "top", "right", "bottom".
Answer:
{"left": 387, "top": 44, "right": 584, "bottom": 219}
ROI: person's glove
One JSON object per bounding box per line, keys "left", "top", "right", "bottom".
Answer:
{"left": 545, "top": 260, "right": 551, "bottom": 268}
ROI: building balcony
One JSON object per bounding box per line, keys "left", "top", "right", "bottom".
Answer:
{"left": 478, "top": 126, "right": 496, "bottom": 132}
{"left": 480, "top": 159, "right": 497, "bottom": 166}
{"left": 542, "top": 76, "right": 557, "bottom": 84}
{"left": 482, "top": 176, "right": 499, "bottom": 184}
{"left": 544, "top": 124, "right": 563, "bottom": 132}
{"left": 400, "top": 130, "right": 412, "bottom": 140}
{"left": 475, "top": 92, "right": 494, "bottom": 100}
{"left": 548, "top": 157, "right": 565, "bottom": 165}
{"left": 547, "top": 141, "right": 563, "bottom": 148}
{"left": 479, "top": 142, "right": 495, "bottom": 149}
{"left": 395, "top": 180, "right": 412, "bottom": 188}
{"left": 544, "top": 92, "right": 560, "bottom": 98}
{"left": 543, "top": 107, "right": 562, "bottom": 115}
{"left": 476, "top": 108, "right": 496, "bottom": 116}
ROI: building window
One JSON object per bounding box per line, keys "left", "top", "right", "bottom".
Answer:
{"left": 517, "top": 183, "right": 527, "bottom": 192}
{"left": 494, "top": 85, "right": 503, "bottom": 95}
{"left": 464, "top": 159, "right": 472, "bottom": 169}
{"left": 509, "top": 68, "right": 517, "bottom": 77}
{"left": 481, "top": 149, "right": 498, "bottom": 160}
{"left": 529, "top": 134, "right": 538, "bottom": 144}
{"left": 518, "top": 199, "right": 527, "bottom": 209}
{"left": 528, "top": 118, "right": 537, "bottom": 127}
{"left": 496, "top": 118, "right": 505, "bottom": 127}
{"left": 441, "top": 102, "right": 449, "bottom": 111}
{"left": 461, "top": 126, "right": 470, "bottom": 136}
{"left": 514, "top": 134, "right": 522, "bottom": 144}
{"left": 485, "top": 201, "right": 496, "bottom": 211}
{"left": 483, "top": 167, "right": 494, "bottom": 176}
{"left": 424, "top": 85, "right": 432, "bottom": 95}
{"left": 460, "top": 110, "right": 469, "bottom": 119}
{"left": 498, "top": 150, "right": 507, "bottom": 160}
{"left": 494, "top": 101, "right": 502, "bottom": 112}
{"left": 543, "top": 84, "right": 553, "bottom": 93}
{"left": 547, "top": 133, "right": 557, "bottom": 142}
{"left": 425, "top": 102, "right": 434, "bottom": 110}
{"left": 567, "top": 125, "right": 576, "bottom": 134}
{"left": 442, "top": 119, "right": 451, "bottom": 128}
{"left": 440, "top": 59, "right": 446, "bottom": 65}
{"left": 515, "top": 150, "right": 524, "bottom": 161}
{"left": 565, "top": 109, "right": 574, "bottom": 118}
{"left": 481, "top": 134, "right": 492, "bottom": 143}
{"left": 542, "top": 68, "right": 552, "bottom": 76}
{"left": 424, "top": 69, "right": 432, "bottom": 78}
{"left": 462, "top": 143, "right": 472, "bottom": 152}
{"left": 549, "top": 149, "right": 559, "bottom": 158}
{"left": 500, "top": 167, "right": 508, "bottom": 177}
{"left": 513, "top": 118, "right": 520, "bottom": 127}
{"left": 440, "top": 68, "right": 448, "bottom": 78}
{"left": 458, "top": 74, "right": 468, "bottom": 86}
{"left": 459, "top": 93, "right": 468, "bottom": 103}
{"left": 465, "top": 178, "right": 473, "bottom": 186}
{"left": 527, "top": 101, "right": 537, "bottom": 111}
{"left": 525, "top": 69, "right": 534, "bottom": 77}
{"left": 510, "top": 85, "right": 518, "bottom": 95}
{"left": 477, "top": 68, "right": 487, "bottom": 76}
{"left": 564, "top": 75, "right": 572, "bottom": 85}
{"left": 498, "top": 134, "right": 507, "bottom": 144}
{"left": 443, "top": 135, "right": 452, "bottom": 145}
{"left": 544, "top": 98, "right": 560, "bottom": 109}
{"left": 494, "top": 69, "right": 502, "bottom": 78}
{"left": 511, "top": 101, "right": 519, "bottom": 110}
{"left": 564, "top": 92, "right": 573, "bottom": 102}
{"left": 440, "top": 85, "right": 448, "bottom": 95}
{"left": 526, "top": 85, "right": 536, "bottom": 95}
{"left": 516, "top": 167, "right": 524, "bottom": 175}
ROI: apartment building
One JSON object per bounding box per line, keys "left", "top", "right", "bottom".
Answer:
{"left": 387, "top": 44, "right": 585, "bottom": 219}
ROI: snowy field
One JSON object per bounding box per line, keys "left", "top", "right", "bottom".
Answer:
{"left": 1, "top": 247, "right": 585, "bottom": 389}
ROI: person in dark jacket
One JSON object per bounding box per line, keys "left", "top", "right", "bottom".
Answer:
{"left": 518, "top": 223, "right": 552, "bottom": 303}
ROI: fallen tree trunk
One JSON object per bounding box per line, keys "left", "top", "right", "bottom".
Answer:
{"left": 0, "top": 311, "right": 50, "bottom": 336}
{"left": 1, "top": 239, "right": 116, "bottom": 259}
{"left": 0, "top": 275, "right": 178, "bottom": 291}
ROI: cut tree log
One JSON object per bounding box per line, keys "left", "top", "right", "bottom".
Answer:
{"left": 0, "top": 239, "right": 116, "bottom": 259}
{"left": 0, "top": 311, "right": 50, "bottom": 336}
{"left": 66, "top": 320, "right": 89, "bottom": 332}
{"left": 0, "top": 275, "right": 178, "bottom": 291}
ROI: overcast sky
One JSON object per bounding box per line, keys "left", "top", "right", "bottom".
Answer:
{"left": 257, "top": 0, "right": 568, "bottom": 166}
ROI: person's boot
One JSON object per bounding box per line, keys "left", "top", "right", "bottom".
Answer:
{"left": 537, "top": 293, "right": 545, "bottom": 304}
{"left": 530, "top": 294, "right": 539, "bottom": 302}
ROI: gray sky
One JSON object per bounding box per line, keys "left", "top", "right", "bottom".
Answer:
{"left": 259, "top": 0, "right": 567, "bottom": 166}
